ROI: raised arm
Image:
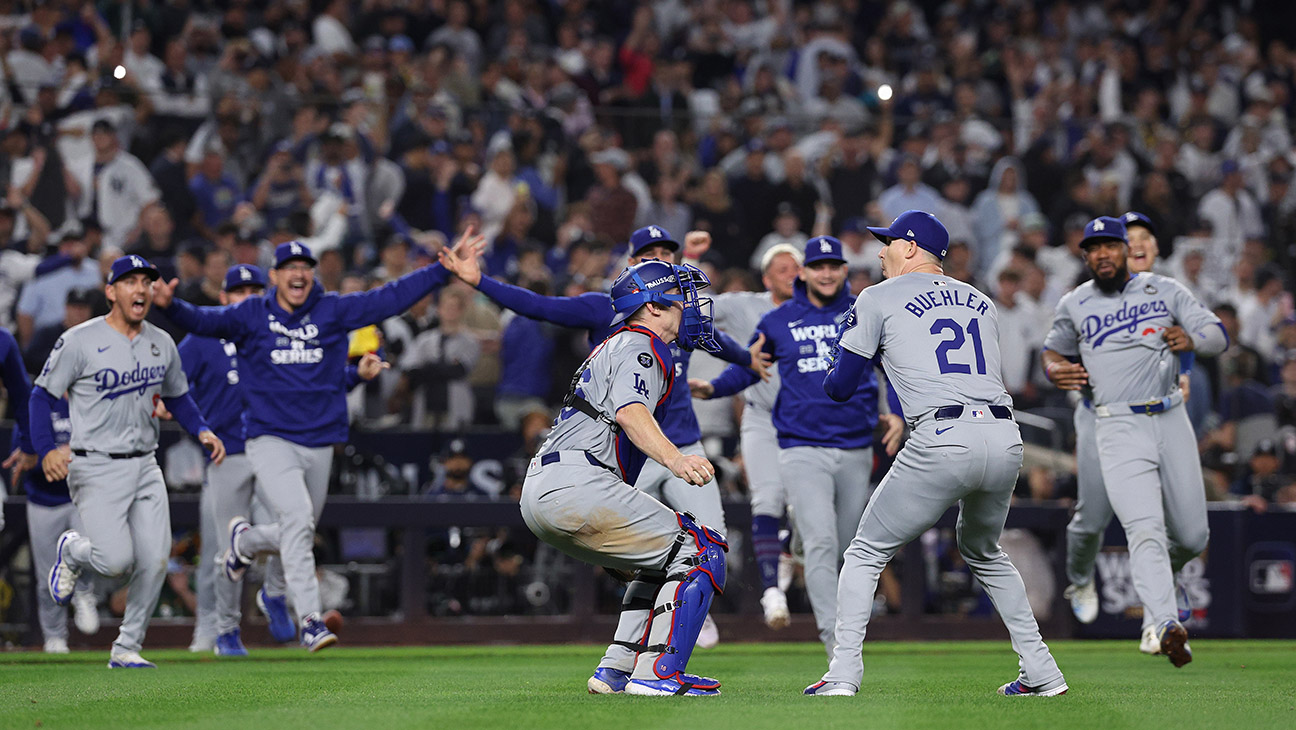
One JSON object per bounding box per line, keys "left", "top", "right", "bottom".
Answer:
{"left": 439, "top": 240, "right": 611, "bottom": 330}
{"left": 337, "top": 227, "right": 486, "bottom": 330}
{"left": 155, "top": 280, "right": 247, "bottom": 339}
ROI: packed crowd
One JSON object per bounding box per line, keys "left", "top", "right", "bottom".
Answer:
{"left": 0, "top": 0, "right": 1293, "bottom": 512}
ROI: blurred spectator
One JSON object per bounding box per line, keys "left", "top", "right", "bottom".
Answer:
{"left": 1198, "top": 160, "right": 1263, "bottom": 287}
{"left": 14, "top": 225, "right": 99, "bottom": 346}
{"left": 1237, "top": 266, "right": 1294, "bottom": 364}
{"left": 994, "top": 269, "right": 1043, "bottom": 405}
{"left": 87, "top": 119, "right": 160, "bottom": 249}
{"left": 971, "top": 156, "right": 1040, "bottom": 280}
{"left": 878, "top": 155, "right": 941, "bottom": 226}
{"left": 425, "top": 439, "right": 488, "bottom": 498}
{"left": 24, "top": 286, "right": 94, "bottom": 375}
{"left": 1230, "top": 439, "right": 1296, "bottom": 513}
{"left": 398, "top": 286, "right": 480, "bottom": 429}
{"left": 749, "top": 203, "right": 807, "bottom": 272}
{"left": 177, "top": 247, "right": 229, "bottom": 308}
{"left": 583, "top": 147, "right": 636, "bottom": 247}
{"left": 188, "top": 143, "right": 243, "bottom": 242}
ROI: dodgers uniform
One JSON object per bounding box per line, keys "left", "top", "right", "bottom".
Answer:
{"left": 809, "top": 210, "right": 1065, "bottom": 697}
{"left": 31, "top": 315, "right": 208, "bottom": 658}
{"left": 1044, "top": 272, "right": 1226, "bottom": 633}
{"left": 2, "top": 326, "right": 30, "bottom": 535}
{"left": 163, "top": 243, "right": 453, "bottom": 629}
{"left": 710, "top": 243, "right": 878, "bottom": 652}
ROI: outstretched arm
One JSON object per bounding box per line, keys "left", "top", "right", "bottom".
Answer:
{"left": 337, "top": 227, "right": 487, "bottom": 330}
{"left": 616, "top": 403, "right": 714, "bottom": 486}
{"left": 156, "top": 281, "right": 247, "bottom": 338}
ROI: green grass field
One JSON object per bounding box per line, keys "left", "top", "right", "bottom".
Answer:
{"left": 1, "top": 641, "right": 1293, "bottom": 729}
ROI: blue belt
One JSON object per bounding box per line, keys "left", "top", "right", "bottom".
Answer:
{"left": 934, "top": 405, "right": 1013, "bottom": 421}
{"left": 72, "top": 449, "right": 152, "bottom": 459}
{"left": 539, "top": 450, "right": 614, "bottom": 473}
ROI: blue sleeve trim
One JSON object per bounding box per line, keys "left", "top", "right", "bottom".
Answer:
{"left": 824, "top": 349, "right": 870, "bottom": 402}
{"left": 710, "top": 363, "right": 760, "bottom": 399}
{"left": 163, "top": 392, "right": 211, "bottom": 440}
{"left": 345, "top": 365, "right": 362, "bottom": 390}
{"left": 29, "top": 386, "right": 58, "bottom": 458}
{"left": 477, "top": 277, "right": 609, "bottom": 330}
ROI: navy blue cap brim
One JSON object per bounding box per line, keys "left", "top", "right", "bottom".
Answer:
{"left": 275, "top": 254, "right": 318, "bottom": 268}
{"left": 110, "top": 267, "right": 160, "bottom": 284}
{"left": 804, "top": 253, "right": 846, "bottom": 265}
{"left": 865, "top": 225, "right": 897, "bottom": 243}
{"left": 631, "top": 238, "right": 680, "bottom": 256}
{"left": 1078, "top": 235, "right": 1127, "bottom": 249}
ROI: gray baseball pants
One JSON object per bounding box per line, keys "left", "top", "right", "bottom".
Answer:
{"left": 779, "top": 445, "right": 873, "bottom": 652}
{"left": 64, "top": 452, "right": 170, "bottom": 654}
{"left": 203, "top": 453, "right": 281, "bottom": 634}
{"left": 743, "top": 405, "right": 787, "bottom": 518}
{"left": 823, "top": 418, "right": 1064, "bottom": 691}
{"left": 27, "top": 501, "right": 90, "bottom": 643}
{"left": 239, "top": 436, "right": 332, "bottom": 622}
{"left": 1092, "top": 405, "right": 1208, "bottom": 627}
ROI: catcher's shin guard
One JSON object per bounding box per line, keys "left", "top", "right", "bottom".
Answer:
{"left": 633, "top": 513, "right": 728, "bottom": 683}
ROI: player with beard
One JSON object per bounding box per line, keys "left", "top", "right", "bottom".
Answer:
{"left": 1042, "top": 216, "right": 1226, "bottom": 668}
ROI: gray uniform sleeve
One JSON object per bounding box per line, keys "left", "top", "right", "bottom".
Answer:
{"left": 608, "top": 343, "right": 666, "bottom": 413}
{"left": 160, "top": 336, "right": 190, "bottom": 398}
{"left": 839, "top": 289, "right": 884, "bottom": 359}
{"left": 1042, "top": 297, "right": 1080, "bottom": 357}
{"left": 33, "top": 333, "right": 84, "bottom": 397}
{"left": 1168, "top": 279, "right": 1227, "bottom": 356}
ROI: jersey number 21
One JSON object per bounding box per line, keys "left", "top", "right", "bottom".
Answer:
{"left": 931, "top": 318, "right": 987, "bottom": 375}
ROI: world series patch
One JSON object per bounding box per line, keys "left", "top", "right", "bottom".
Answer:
{"left": 638, "top": 353, "right": 653, "bottom": 368}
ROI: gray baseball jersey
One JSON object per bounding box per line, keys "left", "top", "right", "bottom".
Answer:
{"left": 538, "top": 328, "right": 667, "bottom": 472}
{"left": 713, "top": 291, "right": 780, "bottom": 410}
{"left": 35, "top": 318, "right": 189, "bottom": 453}
{"left": 839, "top": 274, "right": 1011, "bottom": 418}
{"left": 1042, "top": 273, "right": 1223, "bottom": 406}
{"left": 820, "top": 270, "right": 1063, "bottom": 693}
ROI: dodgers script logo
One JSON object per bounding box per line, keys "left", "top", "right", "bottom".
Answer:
{"left": 1081, "top": 299, "right": 1170, "bottom": 346}
{"left": 94, "top": 363, "right": 168, "bottom": 400}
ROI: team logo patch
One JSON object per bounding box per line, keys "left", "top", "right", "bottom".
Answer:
{"left": 971, "top": 409, "right": 986, "bottom": 419}
{"left": 1093, "top": 219, "right": 1105, "bottom": 231}
{"left": 638, "top": 353, "right": 654, "bottom": 368}
{"left": 151, "top": 343, "right": 161, "bottom": 357}
{"left": 1144, "top": 284, "right": 1158, "bottom": 295}
{"left": 53, "top": 336, "right": 63, "bottom": 350}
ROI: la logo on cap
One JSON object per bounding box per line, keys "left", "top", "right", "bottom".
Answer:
{"left": 1094, "top": 219, "right": 1105, "bottom": 231}
{"left": 131, "top": 256, "right": 143, "bottom": 267}
{"left": 240, "top": 267, "right": 252, "bottom": 281}
{"left": 820, "top": 240, "right": 832, "bottom": 252}
{"left": 1126, "top": 213, "right": 1137, "bottom": 221}
{"left": 648, "top": 226, "right": 662, "bottom": 238}
{"left": 291, "top": 242, "right": 302, "bottom": 255}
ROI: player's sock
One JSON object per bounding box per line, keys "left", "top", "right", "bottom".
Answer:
{"left": 751, "top": 514, "right": 782, "bottom": 591}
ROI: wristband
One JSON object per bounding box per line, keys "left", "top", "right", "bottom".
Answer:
{"left": 1045, "top": 361, "right": 1058, "bottom": 380}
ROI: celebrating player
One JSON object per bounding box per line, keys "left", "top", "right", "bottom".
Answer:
{"left": 152, "top": 231, "right": 484, "bottom": 652}
{"left": 519, "top": 258, "right": 727, "bottom": 696}
{"left": 173, "top": 264, "right": 390, "bottom": 655}
{"left": 805, "top": 210, "right": 1067, "bottom": 697}
{"left": 1062, "top": 212, "right": 1194, "bottom": 654}
{"left": 692, "top": 235, "right": 901, "bottom": 654}
{"left": 710, "top": 242, "right": 802, "bottom": 628}
{"left": 34, "top": 255, "right": 225, "bottom": 669}
{"left": 438, "top": 225, "right": 768, "bottom": 692}
{"left": 1043, "top": 215, "right": 1226, "bottom": 668}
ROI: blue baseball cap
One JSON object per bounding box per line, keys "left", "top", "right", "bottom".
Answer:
{"left": 1121, "top": 211, "right": 1155, "bottom": 236}
{"left": 803, "top": 235, "right": 846, "bottom": 265}
{"left": 108, "top": 254, "right": 160, "bottom": 284}
{"left": 629, "top": 225, "right": 680, "bottom": 256}
{"left": 223, "top": 264, "right": 267, "bottom": 292}
{"left": 866, "top": 210, "right": 951, "bottom": 259}
{"left": 1079, "top": 216, "right": 1127, "bottom": 249}
{"left": 274, "top": 240, "right": 317, "bottom": 268}
{"left": 389, "top": 35, "right": 415, "bottom": 53}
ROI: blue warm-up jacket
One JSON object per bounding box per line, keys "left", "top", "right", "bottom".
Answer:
{"left": 711, "top": 280, "right": 880, "bottom": 449}
{"left": 165, "top": 264, "right": 450, "bottom": 447}
{"left": 476, "top": 275, "right": 755, "bottom": 446}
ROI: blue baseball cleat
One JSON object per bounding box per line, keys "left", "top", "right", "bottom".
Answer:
{"left": 49, "top": 530, "right": 81, "bottom": 607}
{"left": 300, "top": 612, "right": 338, "bottom": 652}
{"left": 258, "top": 588, "right": 297, "bottom": 643}
{"left": 588, "top": 667, "right": 629, "bottom": 694}
{"left": 998, "top": 679, "right": 1068, "bottom": 697}
{"left": 804, "top": 680, "right": 858, "bottom": 697}
{"left": 215, "top": 629, "right": 249, "bottom": 657}
{"left": 1156, "top": 619, "right": 1192, "bottom": 668}
{"left": 108, "top": 650, "right": 156, "bottom": 668}
{"left": 221, "top": 517, "right": 253, "bottom": 581}
{"left": 625, "top": 676, "right": 720, "bottom": 697}
{"left": 1176, "top": 584, "right": 1192, "bottom": 623}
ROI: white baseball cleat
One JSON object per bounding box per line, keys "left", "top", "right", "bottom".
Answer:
{"left": 804, "top": 680, "right": 857, "bottom": 696}
{"left": 998, "top": 679, "right": 1068, "bottom": 697}
{"left": 696, "top": 614, "right": 719, "bottom": 649}
{"left": 220, "top": 517, "right": 253, "bottom": 581}
{"left": 48, "top": 530, "right": 81, "bottom": 606}
{"left": 108, "top": 650, "right": 156, "bottom": 668}
{"left": 1139, "top": 625, "right": 1161, "bottom": 655}
{"left": 72, "top": 591, "right": 100, "bottom": 635}
{"left": 188, "top": 635, "right": 216, "bottom": 653}
{"left": 761, "top": 586, "right": 790, "bottom": 630}
{"left": 1063, "top": 582, "right": 1098, "bottom": 624}
{"left": 43, "top": 638, "right": 69, "bottom": 654}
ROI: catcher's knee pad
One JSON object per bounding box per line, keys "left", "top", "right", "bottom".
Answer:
{"left": 668, "top": 511, "right": 728, "bottom": 591}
